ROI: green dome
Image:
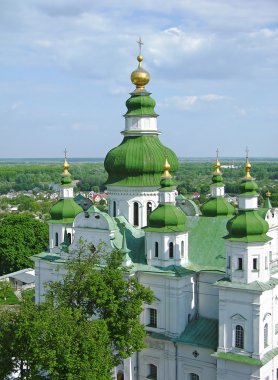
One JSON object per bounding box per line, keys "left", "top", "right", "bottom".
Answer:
{"left": 240, "top": 179, "right": 258, "bottom": 196}
{"left": 145, "top": 204, "right": 186, "bottom": 232}
{"left": 125, "top": 92, "right": 158, "bottom": 117}
{"left": 225, "top": 209, "right": 270, "bottom": 242}
{"left": 49, "top": 199, "right": 83, "bottom": 223}
{"left": 160, "top": 177, "right": 175, "bottom": 188}
{"left": 104, "top": 135, "right": 179, "bottom": 187}
{"left": 201, "top": 197, "right": 235, "bottom": 217}
{"left": 61, "top": 174, "right": 72, "bottom": 186}
{"left": 212, "top": 174, "right": 224, "bottom": 186}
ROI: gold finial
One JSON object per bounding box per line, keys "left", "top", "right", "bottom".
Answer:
{"left": 130, "top": 37, "right": 150, "bottom": 91}
{"left": 213, "top": 148, "right": 222, "bottom": 175}
{"left": 244, "top": 147, "right": 253, "bottom": 180}
{"left": 63, "top": 148, "right": 70, "bottom": 175}
{"left": 266, "top": 190, "right": 271, "bottom": 197}
{"left": 162, "top": 157, "right": 172, "bottom": 178}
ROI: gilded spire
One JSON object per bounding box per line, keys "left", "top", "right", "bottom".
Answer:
{"left": 62, "top": 148, "right": 70, "bottom": 176}
{"left": 162, "top": 157, "right": 172, "bottom": 178}
{"left": 243, "top": 147, "right": 253, "bottom": 180}
{"left": 266, "top": 190, "right": 271, "bottom": 198}
{"left": 130, "top": 37, "right": 150, "bottom": 91}
{"left": 213, "top": 148, "right": 222, "bottom": 175}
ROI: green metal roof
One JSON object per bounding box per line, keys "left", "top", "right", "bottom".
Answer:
{"left": 145, "top": 204, "right": 187, "bottom": 232}
{"left": 114, "top": 217, "right": 146, "bottom": 264}
{"left": 177, "top": 317, "right": 218, "bottom": 350}
{"left": 213, "top": 346, "right": 278, "bottom": 367}
{"left": 201, "top": 197, "right": 235, "bottom": 217}
{"left": 239, "top": 178, "right": 258, "bottom": 196}
{"left": 49, "top": 198, "right": 83, "bottom": 224}
{"left": 104, "top": 135, "right": 179, "bottom": 187}
{"left": 124, "top": 92, "right": 158, "bottom": 117}
{"left": 186, "top": 216, "right": 230, "bottom": 272}
{"left": 215, "top": 277, "right": 278, "bottom": 292}
{"left": 225, "top": 210, "right": 271, "bottom": 243}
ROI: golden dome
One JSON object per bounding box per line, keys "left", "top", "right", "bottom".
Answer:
{"left": 244, "top": 158, "right": 253, "bottom": 180}
{"left": 62, "top": 149, "right": 70, "bottom": 176}
{"left": 131, "top": 55, "right": 150, "bottom": 91}
{"left": 213, "top": 159, "right": 221, "bottom": 175}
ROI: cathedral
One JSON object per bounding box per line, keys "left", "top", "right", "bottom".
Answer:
{"left": 32, "top": 51, "right": 278, "bottom": 380}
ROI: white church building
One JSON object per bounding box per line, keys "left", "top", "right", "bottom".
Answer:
{"left": 32, "top": 52, "right": 278, "bottom": 380}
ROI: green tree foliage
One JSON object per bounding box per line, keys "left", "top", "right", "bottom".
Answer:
{"left": 0, "top": 244, "right": 154, "bottom": 379}
{"left": 0, "top": 214, "right": 48, "bottom": 275}
{"left": 0, "top": 280, "right": 12, "bottom": 301}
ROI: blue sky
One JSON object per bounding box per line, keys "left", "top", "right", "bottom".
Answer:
{"left": 0, "top": 0, "right": 277, "bottom": 158}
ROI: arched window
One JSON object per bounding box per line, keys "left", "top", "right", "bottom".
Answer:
{"left": 169, "top": 242, "right": 174, "bottom": 258}
{"left": 67, "top": 233, "right": 71, "bottom": 245}
{"left": 190, "top": 374, "right": 199, "bottom": 380}
{"left": 133, "top": 202, "right": 139, "bottom": 226}
{"left": 155, "top": 242, "right": 159, "bottom": 258}
{"left": 113, "top": 201, "right": 116, "bottom": 217}
{"left": 148, "top": 364, "right": 157, "bottom": 380}
{"left": 235, "top": 325, "right": 244, "bottom": 349}
{"left": 117, "top": 371, "right": 124, "bottom": 380}
{"left": 147, "top": 202, "right": 152, "bottom": 219}
{"left": 181, "top": 241, "right": 184, "bottom": 257}
{"left": 264, "top": 323, "right": 268, "bottom": 348}
{"left": 55, "top": 232, "right": 59, "bottom": 247}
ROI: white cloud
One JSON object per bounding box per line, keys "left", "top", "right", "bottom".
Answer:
{"left": 163, "top": 94, "right": 227, "bottom": 110}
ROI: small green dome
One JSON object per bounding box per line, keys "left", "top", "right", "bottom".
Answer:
{"left": 240, "top": 179, "right": 258, "bottom": 196}
{"left": 61, "top": 174, "right": 72, "bottom": 186}
{"left": 145, "top": 204, "right": 186, "bottom": 232}
{"left": 160, "top": 177, "right": 175, "bottom": 188}
{"left": 225, "top": 209, "right": 270, "bottom": 242}
{"left": 125, "top": 92, "right": 158, "bottom": 117}
{"left": 201, "top": 197, "right": 235, "bottom": 217}
{"left": 212, "top": 174, "right": 224, "bottom": 185}
{"left": 104, "top": 135, "right": 179, "bottom": 187}
{"left": 49, "top": 199, "right": 83, "bottom": 223}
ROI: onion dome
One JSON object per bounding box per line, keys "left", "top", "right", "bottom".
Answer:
{"left": 105, "top": 135, "right": 178, "bottom": 186}
{"left": 49, "top": 154, "right": 83, "bottom": 223}
{"left": 239, "top": 155, "right": 258, "bottom": 196}
{"left": 105, "top": 45, "right": 179, "bottom": 187}
{"left": 225, "top": 210, "right": 270, "bottom": 242}
{"left": 145, "top": 160, "right": 186, "bottom": 232}
{"left": 201, "top": 198, "right": 235, "bottom": 217}
{"left": 131, "top": 55, "right": 150, "bottom": 92}
{"left": 49, "top": 199, "right": 83, "bottom": 223}
{"left": 61, "top": 156, "right": 72, "bottom": 186}
{"left": 201, "top": 153, "right": 235, "bottom": 217}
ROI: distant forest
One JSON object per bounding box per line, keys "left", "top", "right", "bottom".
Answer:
{"left": 0, "top": 160, "right": 277, "bottom": 206}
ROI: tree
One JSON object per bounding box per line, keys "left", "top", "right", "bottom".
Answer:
{"left": 0, "top": 243, "right": 154, "bottom": 379}
{"left": 0, "top": 214, "right": 48, "bottom": 275}
{"left": 0, "top": 280, "right": 12, "bottom": 301}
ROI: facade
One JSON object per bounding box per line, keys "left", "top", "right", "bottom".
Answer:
{"left": 32, "top": 53, "right": 278, "bottom": 380}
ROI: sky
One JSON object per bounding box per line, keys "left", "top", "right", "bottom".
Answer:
{"left": 0, "top": 0, "right": 277, "bottom": 158}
